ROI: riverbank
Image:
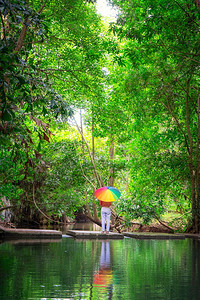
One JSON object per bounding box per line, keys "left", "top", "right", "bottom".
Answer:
{"left": 0, "top": 225, "right": 62, "bottom": 240}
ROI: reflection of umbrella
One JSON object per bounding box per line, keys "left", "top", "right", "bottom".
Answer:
{"left": 95, "top": 186, "right": 121, "bottom": 202}
{"left": 93, "top": 270, "right": 113, "bottom": 286}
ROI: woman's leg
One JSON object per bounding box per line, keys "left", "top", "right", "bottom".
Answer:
{"left": 106, "top": 209, "right": 111, "bottom": 232}
{"left": 101, "top": 209, "right": 106, "bottom": 232}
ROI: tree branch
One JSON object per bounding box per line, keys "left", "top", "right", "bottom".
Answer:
{"left": 0, "top": 13, "right": 7, "bottom": 45}
{"left": 72, "top": 118, "right": 103, "bottom": 188}
{"left": 14, "top": 18, "right": 28, "bottom": 52}
{"left": 162, "top": 98, "right": 190, "bottom": 155}
{"left": 156, "top": 217, "right": 175, "bottom": 233}
{"left": 72, "top": 138, "right": 96, "bottom": 189}
{"left": 0, "top": 205, "right": 14, "bottom": 213}
{"left": 37, "top": 0, "right": 49, "bottom": 14}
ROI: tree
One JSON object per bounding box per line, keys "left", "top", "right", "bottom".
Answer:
{"left": 0, "top": 0, "right": 107, "bottom": 224}
{"left": 109, "top": 0, "right": 200, "bottom": 231}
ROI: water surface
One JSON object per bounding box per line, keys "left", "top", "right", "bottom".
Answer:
{"left": 0, "top": 237, "right": 200, "bottom": 300}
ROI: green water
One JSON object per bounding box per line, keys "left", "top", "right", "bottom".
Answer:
{"left": 0, "top": 237, "right": 200, "bottom": 300}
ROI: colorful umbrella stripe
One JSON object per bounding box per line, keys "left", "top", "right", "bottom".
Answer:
{"left": 95, "top": 186, "right": 121, "bottom": 202}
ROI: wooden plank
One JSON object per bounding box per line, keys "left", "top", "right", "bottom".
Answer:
{"left": 0, "top": 225, "right": 62, "bottom": 239}
{"left": 2, "top": 238, "right": 62, "bottom": 245}
{"left": 184, "top": 233, "right": 200, "bottom": 239}
{"left": 66, "top": 230, "right": 124, "bottom": 239}
{"left": 123, "top": 232, "right": 186, "bottom": 240}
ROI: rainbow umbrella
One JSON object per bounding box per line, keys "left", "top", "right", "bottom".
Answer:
{"left": 94, "top": 186, "right": 121, "bottom": 202}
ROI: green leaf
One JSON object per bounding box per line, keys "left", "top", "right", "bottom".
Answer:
{"left": 2, "top": 109, "right": 14, "bottom": 121}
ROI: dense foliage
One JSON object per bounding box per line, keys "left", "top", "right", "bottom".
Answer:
{"left": 105, "top": 0, "right": 200, "bottom": 231}
{"left": 0, "top": 0, "right": 200, "bottom": 232}
{"left": 0, "top": 0, "right": 106, "bottom": 224}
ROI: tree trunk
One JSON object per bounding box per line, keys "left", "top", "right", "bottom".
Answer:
{"left": 80, "top": 109, "right": 85, "bottom": 155}
{"left": 186, "top": 80, "right": 200, "bottom": 232}
{"left": 108, "top": 137, "right": 115, "bottom": 186}
{"left": 108, "top": 137, "right": 116, "bottom": 225}
{"left": 92, "top": 119, "right": 101, "bottom": 223}
{"left": 195, "top": 93, "right": 200, "bottom": 231}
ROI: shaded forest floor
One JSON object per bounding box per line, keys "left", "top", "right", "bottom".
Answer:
{"left": 129, "top": 223, "right": 173, "bottom": 233}
{"left": 126, "top": 211, "right": 189, "bottom": 234}
{"left": 126, "top": 217, "right": 185, "bottom": 234}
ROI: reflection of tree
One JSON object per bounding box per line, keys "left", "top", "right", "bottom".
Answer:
{"left": 2, "top": 238, "right": 199, "bottom": 299}
{"left": 0, "top": 239, "right": 100, "bottom": 299}
{"left": 93, "top": 241, "right": 113, "bottom": 299}
{"left": 192, "top": 240, "right": 200, "bottom": 297}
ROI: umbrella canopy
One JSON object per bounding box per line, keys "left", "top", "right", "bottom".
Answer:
{"left": 94, "top": 186, "right": 121, "bottom": 202}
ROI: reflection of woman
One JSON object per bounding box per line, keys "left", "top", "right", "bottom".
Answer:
{"left": 100, "top": 201, "right": 111, "bottom": 234}
{"left": 100, "top": 241, "right": 110, "bottom": 268}
{"left": 93, "top": 241, "right": 113, "bottom": 288}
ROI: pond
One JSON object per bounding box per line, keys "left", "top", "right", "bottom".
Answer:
{"left": 0, "top": 236, "right": 200, "bottom": 300}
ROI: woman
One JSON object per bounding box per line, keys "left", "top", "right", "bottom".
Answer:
{"left": 100, "top": 200, "right": 111, "bottom": 234}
